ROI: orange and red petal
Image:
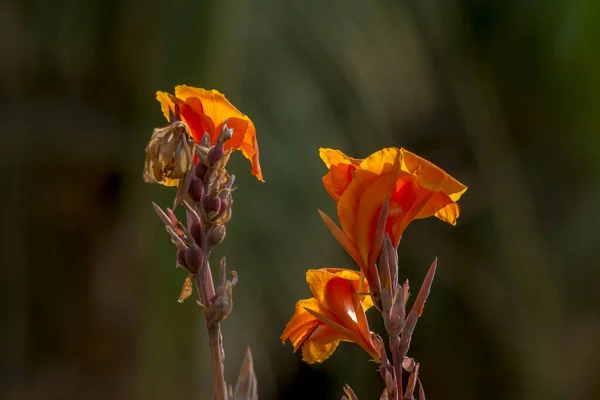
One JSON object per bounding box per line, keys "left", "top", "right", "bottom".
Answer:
{"left": 321, "top": 277, "right": 380, "bottom": 361}
{"left": 399, "top": 148, "right": 467, "bottom": 200}
{"left": 156, "top": 91, "right": 176, "bottom": 121}
{"left": 156, "top": 91, "right": 215, "bottom": 143}
{"left": 319, "top": 148, "right": 362, "bottom": 169}
{"left": 354, "top": 171, "right": 410, "bottom": 267}
{"left": 414, "top": 190, "right": 457, "bottom": 221}
{"left": 179, "top": 101, "right": 216, "bottom": 143}
{"left": 280, "top": 298, "right": 322, "bottom": 350}
{"left": 174, "top": 86, "right": 248, "bottom": 128}
{"left": 157, "top": 86, "right": 264, "bottom": 181}
{"left": 218, "top": 118, "right": 263, "bottom": 182}
{"left": 305, "top": 268, "right": 374, "bottom": 310}
{"left": 323, "top": 163, "right": 357, "bottom": 202}
{"left": 322, "top": 278, "right": 367, "bottom": 340}
{"left": 301, "top": 325, "right": 341, "bottom": 363}
{"left": 319, "top": 148, "right": 362, "bottom": 202}
{"left": 336, "top": 148, "right": 404, "bottom": 245}
{"left": 179, "top": 86, "right": 263, "bottom": 182}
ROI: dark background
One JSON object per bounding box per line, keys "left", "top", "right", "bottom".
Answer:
{"left": 2, "top": 0, "right": 600, "bottom": 399}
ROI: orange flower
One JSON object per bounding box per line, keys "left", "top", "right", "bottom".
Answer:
{"left": 319, "top": 147, "right": 467, "bottom": 272}
{"left": 156, "top": 85, "right": 263, "bottom": 182}
{"left": 280, "top": 268, "right": 380, "bottom": 363}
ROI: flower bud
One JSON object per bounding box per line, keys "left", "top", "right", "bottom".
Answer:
{"left": 188, "top": 177, "right": 204, "bottom": 202}
{"left": 195, "top": 162, "right": 208, "bottom": 180}
{"left": 176, "top": 248, "right": 188, "bottom": 268}
{"left": 208, "top": 144, "right": 225, "bottom": 166}
{"left": 219, "top": 198, "right": 229, "bottom": 213}
{"left": 203, "top": 196, "right": 222, "bottom": 216}
{"left": 206, "top": 278, "right": 234, "bottom": 325}
{"left": 184, "top": 244, "right": 205, "bottom": 274}
{"left": 210, "top": 225, "right": 226, "bottom": 246}
{"left": 212, "top": 198, "right": 232, "bottom": 224}
{"left": 189, "top": 220, "right": 203, "bottom": 246}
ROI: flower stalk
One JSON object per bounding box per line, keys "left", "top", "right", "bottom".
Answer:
{"left": 144, "top": 85, "right": 264, "bottom": 400}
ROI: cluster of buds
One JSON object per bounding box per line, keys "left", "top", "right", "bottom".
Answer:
{"left": 150, "top": 120, "right": 239, "bottom": 326}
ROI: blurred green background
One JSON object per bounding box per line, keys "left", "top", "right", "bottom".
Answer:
{"left": 2, "top": 0, "right": 600, "bottom": 399}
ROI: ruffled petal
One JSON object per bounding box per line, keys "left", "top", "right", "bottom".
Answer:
{"left": 156, "top": 91, "right": 176, "bottom": 121}
{"left": 305, "top": 268, "right": 372, "bottom": 308}
{"left": 322, "top": 277, "right": 380, "bottom": 361}
{"left": 175, "top": 86, "right": 263, "bottom": 181}
{"left": 319, "top": 148, "right": 362, "bottom": 169}
{"left": 301, "top": 325, "right": 341, "bottom": 363}
{"left": 280, "top": 298, "right": 321, "bottom": 350}
{"left": 354, "top": 172, "right": 407, "bottom": 267}
{"left": 337, "top": 148, "right": 403, "bottom": 245}
{"left": 218, "top": 118, "right": 263, "bottom": 181}
{"left": 320, "top": 149, "right": 362, "bottom": 201}
{"left": 400, "top": 148, "right": 467, "bottom": 200}
{"left": 178, "top": 101, "right": 215, "bottom": 143}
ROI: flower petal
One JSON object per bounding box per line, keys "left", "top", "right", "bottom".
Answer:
{"left": 280, "top": 298, "right": 321, "bottom": 350}
{"left": 337, "top": 148, "right": 404, "bottom": 245}
{"left": 399, "top": 148, "right": 467, "bottom": 200}
{"left": 413, "top": 191, "right": 455, "bottom": 220}
{"left": 175, "top": 86, "right": 263, "bottom": 181}
{"left": 156, "top": 91, "right": 176, "bottom": 121}
{"left": 322, "top": 277, "right": 380, "bottom": 361}
{"left": 354, "top": 172, "right": 407, "bottom": 267}
{"left": 432, "top": 202, "right": 460, "bottom": 225}
{"left": 319, "top": 148, "right": 362, "bottom": 169}
{"left": 323, "top": 163, "right": 357, "bottom": 202}
{"left": 219, "top": 118, "right": 263, "bottom": 182}
{"left": 178, "top": 101, "right": 215, "bottom": 143}
{"left": 301, "top": 326, "right": 341, "bottom": 363}
{"left": 320, "top": 149, "right": 362, "bottom": 201}
{"left": 305, "top": 268, "right": 374, "bottom": 310}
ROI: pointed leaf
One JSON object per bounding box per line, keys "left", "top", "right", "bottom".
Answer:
{"left": 342, "top": 384, "right": 359, "bottom": 400}
{"left": 378, "top": 234, "right": 393, "bottom": 292}
{"left": 233, "top": 347, "right": 258, "bottom": 400}
{"left": 303, "top": 307, "right": 356, "bottom": 340}
{"left": 411, "top": 258, "right": 437, "bottom": 317}
{"left": 369, "top": 196, "right": 389, "bottom": 268}
{"left": 153, "top": 202, "right": 172, "bottom": 227}
{"left": 399, "top": 259, "right": 437, "bottom": 357}
{"left": 319, "top": 210, "right": 364, "bottom": 270}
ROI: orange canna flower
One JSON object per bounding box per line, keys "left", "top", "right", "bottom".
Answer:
{"left": 281, "top": 268, "right": 380, "bottom": 364}
{"left": 319, "top": 147, "right": 467, "bottom": 273}
{"left": 156, "top": 85, "right": 263, "bottom": 182}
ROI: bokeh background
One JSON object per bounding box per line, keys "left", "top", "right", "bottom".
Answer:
{"left": 2, "top": 0, "right": 600, "bottom": 399}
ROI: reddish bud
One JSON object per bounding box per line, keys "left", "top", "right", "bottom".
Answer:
{"left": 176, "top": 248, "right": 187, "bottom": 268}
{"left": 184, "top": 244, "right": 205, "bottom": 274}
{"left": 203, "top": 196, "right": 222, "bottom": 215}
{"left": 219, "top": 198, "right": 229, "bottom": 212}
{"left": 195, "top": 162, "right": 208, "bottom": 180}
{"left": 188, "top": 177, "right": 204, "bottom": 202}
{"left": 189, "top": 220, "right": 203, "bottom": 246}
{"left": 208, "top": 144, "right": 225, "bottom": 166}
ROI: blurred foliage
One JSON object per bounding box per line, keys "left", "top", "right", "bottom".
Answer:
{"left": 1, "top": 0, "right": 600, "bottom": 399}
